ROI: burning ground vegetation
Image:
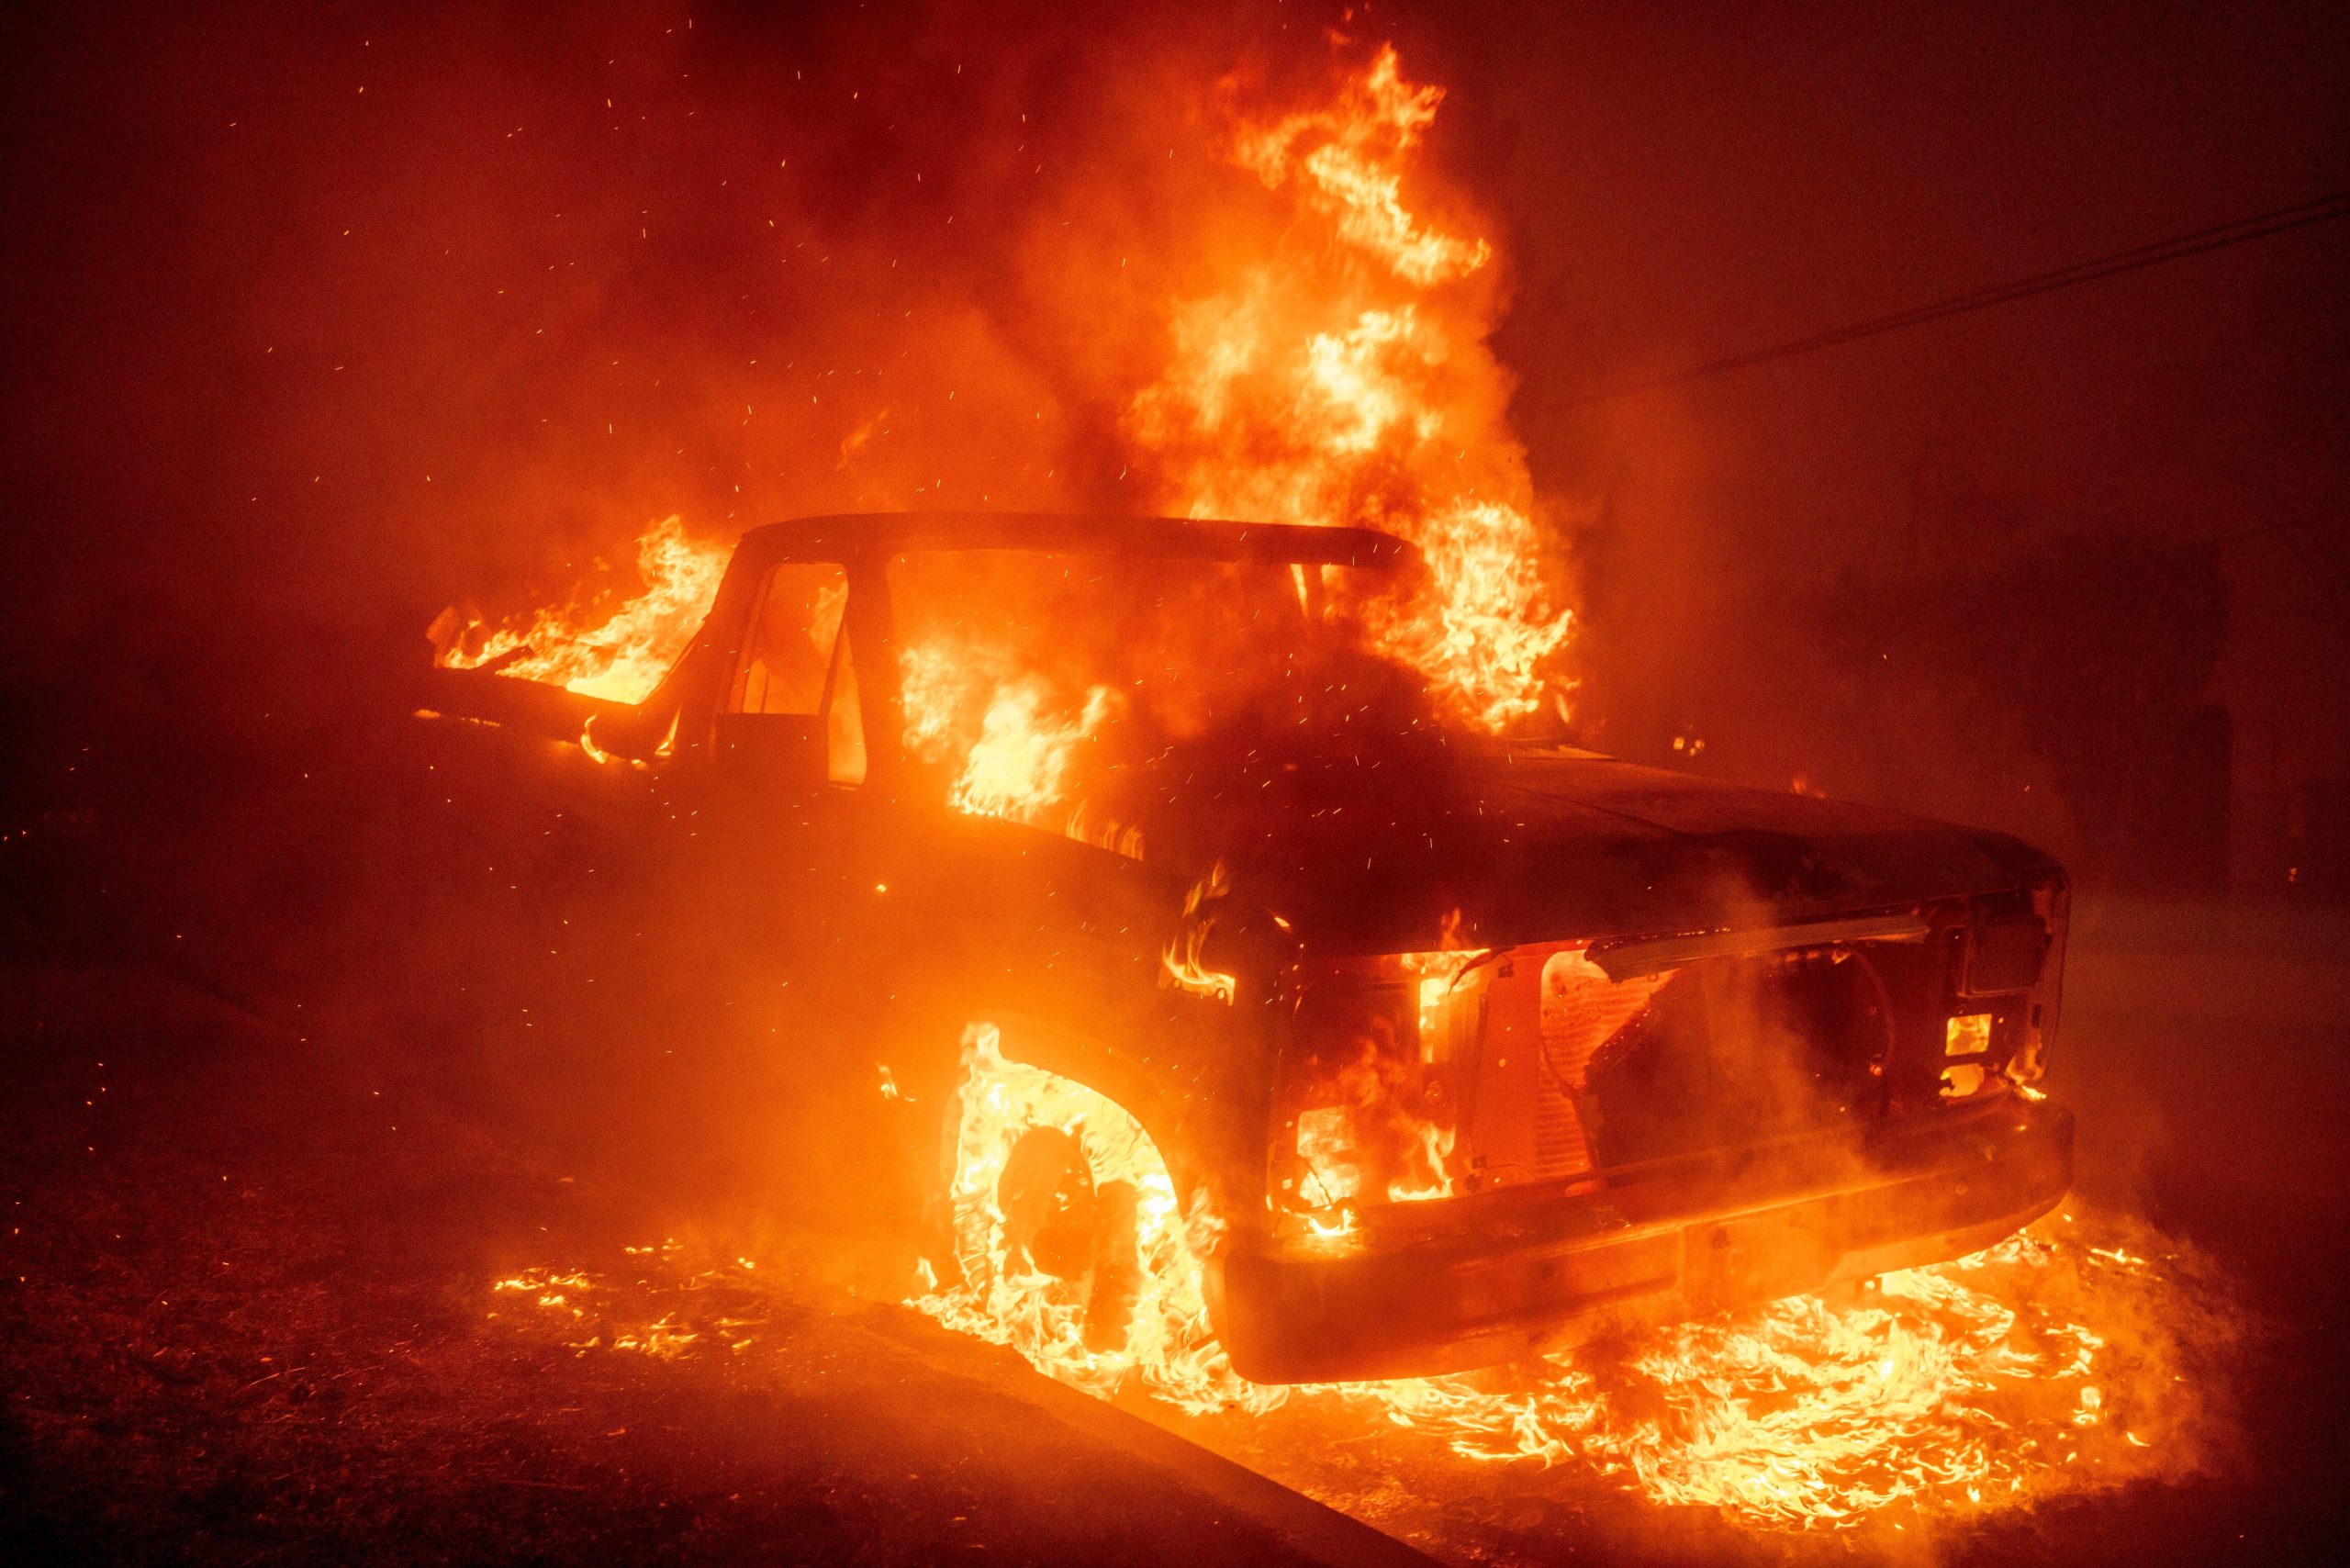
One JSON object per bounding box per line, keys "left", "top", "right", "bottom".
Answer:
{"left": 481, "top": 1022, "right": 2242, "bottom": 1541}
{"left": 431, "top": 37, "right": 2244, "bottom": 1550}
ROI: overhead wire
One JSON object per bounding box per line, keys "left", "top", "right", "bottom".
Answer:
{"left": 1571, "top": 188, "right": 2350, "bottom": 405}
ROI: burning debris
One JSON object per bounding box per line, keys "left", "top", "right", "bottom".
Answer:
{"left": 489, "top": 1246, "right": 767, "bottom": 1361}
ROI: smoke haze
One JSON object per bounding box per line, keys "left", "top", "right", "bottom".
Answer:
{"left": 4, "top": 0, "right": 2345, "bottom": 892}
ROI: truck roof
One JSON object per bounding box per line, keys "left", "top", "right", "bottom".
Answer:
{"left": 739, "top": 510, "right": 1418, "bottom": 569}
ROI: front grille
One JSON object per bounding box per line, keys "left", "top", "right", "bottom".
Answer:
{"left": 1533, "top": 949, "right": 1666, "bottom": 1177}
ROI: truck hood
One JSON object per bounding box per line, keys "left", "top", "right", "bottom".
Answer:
{"left": 1134, "top": 744, "right": 2061, "bottom": 954}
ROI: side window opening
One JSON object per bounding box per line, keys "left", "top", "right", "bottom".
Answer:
{"left": 732, "top": 565, "right": 845, "bottom": 716}
{"left": 726, "top": 562, "right": 866, "bottom": 787}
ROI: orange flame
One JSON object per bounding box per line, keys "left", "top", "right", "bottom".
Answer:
{"left": 1233, "top": 49, "right": 1494, "bottom": 287}
{"left": 440, "top": 43, "right": 1573, "bottom": 790}
{"left": 443, "top": 514, "right": 728, "bottom": 704}
{"left": 910, "top": 1023, "right": 1281, "bottom": 1417}
{"left": 949, "top": 680, "right": 1116, "bottom": 822}
{"left": 899, "top": 640, "right": 1123, "bottom": 833}
{"left": 1160, "top": 863, "right": 1239, "bottom": 1004}
{"left": 1128, "top": 45, "right": 1572, "bottom": 729}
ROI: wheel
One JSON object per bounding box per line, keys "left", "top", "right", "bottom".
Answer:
{"left": 995, "top": 1124, "right": 1142, "bottom": 1350}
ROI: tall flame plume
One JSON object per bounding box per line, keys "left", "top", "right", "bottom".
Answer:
{"left": 1129, "top": 44, "right": 1572, "bottom": 729}
{"left": 442, "top": 43, "right": 1576, "bottom": 805}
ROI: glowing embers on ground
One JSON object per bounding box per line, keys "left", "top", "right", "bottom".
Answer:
{"left": 1329, "top": 1235, "right": 2202, "bottom": 1529}
{"left": 439, "top": 514, "right": 729, "bottom": 703}
{"left": 909, "top": 1033, "right": 2231, "bottom": 1532}
{"left": 487, "top": 1240, "right": 771, "bottom": 1360}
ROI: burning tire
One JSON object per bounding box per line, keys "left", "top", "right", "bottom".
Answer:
{"left": 995, "top": 1125, "right": 1142, "bottom": 1350}
{"left": 914, "top": 1022, "right": 1257, "bottom": 1406}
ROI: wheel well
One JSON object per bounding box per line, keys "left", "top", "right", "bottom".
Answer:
{"left": 958, "top": 1011, "right": 1212, "bottom": 1224}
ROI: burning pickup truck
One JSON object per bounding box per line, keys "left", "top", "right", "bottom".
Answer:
{"left": 422, "top": 511, "right": 2070, "bottom": 1384}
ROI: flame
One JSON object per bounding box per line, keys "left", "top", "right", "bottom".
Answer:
{"left": 1127, "top": 45, "right": 1572, "bottom": 730}
{"left": 912, "top": 1034, "right": 2231, "bottom": 1532}
{"left": 1161, "top": 863, "right": 1239, "bottom": 1004}
{"left": 1278, "top": 944, "right": 1485, "bottom": 1223}
{"left": 1286, "top": 1026, "right": 1460, "bottom": 1210}
{"left": 439, "top": 43, "right": 1573, "bottom": 797}
{"left": 1161, "top": 951, "right": 1237, "bottom": 1005}
{"left": 910, "top": 1023, "right": 1281, "bottom": 1417}
{"left": 900, "top": 642, "right": 1123, "bottom": 833}
{"left": 896, "top": 637, "right": 985, "bottom": 765}
{"left": 1232, "top": 50, "right": 1493, "bottom": 287}
{"left": 1294, "top": 1107, "right": 1364, "bottom": 1205}
{"left": 1382, "top": 1117, "right": 1459, "bottom": 1205}
{"left": 950, "top": 680, "right": 1116, "bottom": 822}
{"left": 1404, "top": 940, "right": 1484, "bottom": 1043}
{"left": 444, "top": 514, "right": 728, "bottom": 703}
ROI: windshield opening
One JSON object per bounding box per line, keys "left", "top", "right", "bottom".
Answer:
{"left": 887, "top": 548, "right": 1438, "bottom": 846}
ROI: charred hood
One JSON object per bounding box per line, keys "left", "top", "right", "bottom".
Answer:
{"left": 1128, "top": 741, "right": 2062, "bottom": 955}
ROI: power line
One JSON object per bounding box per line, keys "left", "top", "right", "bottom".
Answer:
{"left": 1571, "top": 188, "right": 2350, "bottom": 405}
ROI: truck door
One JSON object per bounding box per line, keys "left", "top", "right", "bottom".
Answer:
{"left": 717, "top": 549, "right": 892, "bottom": 991}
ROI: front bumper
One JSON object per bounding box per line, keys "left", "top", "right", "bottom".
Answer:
{"left": 1214, "top": 1096, "right": 2072, "bottom": 1383}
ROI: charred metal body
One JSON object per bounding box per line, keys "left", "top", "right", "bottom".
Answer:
{"left": 419, "top": 512, "right": 2073, "bottom": 1384}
